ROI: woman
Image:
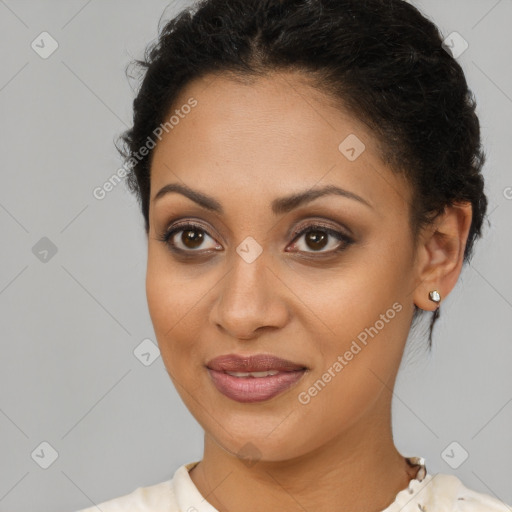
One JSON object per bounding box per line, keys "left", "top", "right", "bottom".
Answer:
{"left": 77, "top": 0, "right": 510, "bottom": 510}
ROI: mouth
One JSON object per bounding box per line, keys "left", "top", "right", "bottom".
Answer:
{"left": 206, "top": 353, "right": 308, "bottom": 403}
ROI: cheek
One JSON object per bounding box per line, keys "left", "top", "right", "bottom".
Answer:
{"left": 146, "top": 251, "right": 184, "bottom": 351}
{"left": 297, "top": 230, "right": 414, "bottom": 388}
{"left": 145, "top": 248, "right": 212, "bottom": 375}
{"left": 288, "top": 248, "right": 411, "bottom": 346}
{"left": 145, "top": 252, "right": 174, "bottom": 333}
{"left": 341, "top": 225, "right": 414, "bottom": 309}
{"left": 146, "top": 245, "right": 196, "bottom": 329}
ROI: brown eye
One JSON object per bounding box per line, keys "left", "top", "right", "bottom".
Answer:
{"left": 289, "top": 224, "right": 353, "bottom": 254}
{"left": 157, "top": 220, "right": 353, "bottom": 257}
{"left": 180, "top": 228, "right": 205, "bottom": 249}
{"left": 303, "top": 230, "right": 328, "bottom": 251}
{"left": 159, "top": 222, "right": 221, "bottom": 253}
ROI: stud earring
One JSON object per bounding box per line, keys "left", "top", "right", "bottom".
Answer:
{"left": 429, "top": 290, "right": 441, "bottom": 305}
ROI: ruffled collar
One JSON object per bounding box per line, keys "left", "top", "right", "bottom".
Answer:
{"left": 177, "top": 456, "right": 431, "bottom": 512}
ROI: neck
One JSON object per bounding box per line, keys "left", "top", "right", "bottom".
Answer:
{"left": 189, "top": 397, "right": 416, "bottom": 512}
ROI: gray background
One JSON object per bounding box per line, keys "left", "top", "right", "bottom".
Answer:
{"left": 0, "top": 1, "right": 511, "bottom": 511}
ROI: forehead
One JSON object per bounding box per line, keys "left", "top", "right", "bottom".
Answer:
{"left": 149, "top": 72, "right": 411, "bottom": 218}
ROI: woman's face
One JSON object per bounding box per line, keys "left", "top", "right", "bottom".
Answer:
{"left": 146, "top": 72, "right": 421, "bottom": 461}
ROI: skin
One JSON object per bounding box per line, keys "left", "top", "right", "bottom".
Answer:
{"left": 146, "top": 71, "right": 472, "bottom": 512}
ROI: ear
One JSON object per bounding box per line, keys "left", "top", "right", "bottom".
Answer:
{"left": 412, "top": 202, "right": 473, "bottom": 312}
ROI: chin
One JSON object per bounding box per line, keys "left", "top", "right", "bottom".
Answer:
{"left": 196, "top": 405, "right": 320, "bottom": 463}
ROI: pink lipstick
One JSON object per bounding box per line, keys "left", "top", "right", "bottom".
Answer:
{"left": 206, "top": 353, "right": 307, "bottom": 403}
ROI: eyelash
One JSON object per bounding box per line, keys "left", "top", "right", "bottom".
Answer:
{"left": 156, "top": 220, "right": 354, "bottom": 257}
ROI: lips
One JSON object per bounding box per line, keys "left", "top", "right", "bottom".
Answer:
{"left": 206, "top": 353, "right": 307, "bottom": 403}
{"left": 207, "top": 353, "right": 306, "bottom": 372}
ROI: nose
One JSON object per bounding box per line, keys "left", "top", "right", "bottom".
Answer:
{"left": 209, "top": 251, "right": 290, "bottom": 341}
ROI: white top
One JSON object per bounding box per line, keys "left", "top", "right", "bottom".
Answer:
{"left": 75, "top": 458, "right": 511, "bottom": 512}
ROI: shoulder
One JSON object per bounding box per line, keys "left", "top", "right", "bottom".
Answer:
{"left": 73, "top": 475, "right": 177, "bottom": 512}
{"left": 422, "top": 473, "right": 511, "bottom": 511}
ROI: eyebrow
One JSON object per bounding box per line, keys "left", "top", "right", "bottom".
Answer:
{"left": 152, "top": 183, "right": 373, "bottom": 215}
